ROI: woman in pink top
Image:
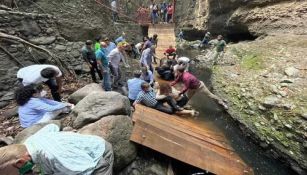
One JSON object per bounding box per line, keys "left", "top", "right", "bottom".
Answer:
{"left": 167, "top": 4, "right": 174, "bottom": 23}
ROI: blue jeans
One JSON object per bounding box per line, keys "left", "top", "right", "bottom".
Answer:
{"left": 102, "top": 66, "right": 112, "bottom": 91}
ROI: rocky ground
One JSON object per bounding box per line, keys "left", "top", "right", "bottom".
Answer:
{"left": 188, "top": 34, "right": 307, "bottom": 174}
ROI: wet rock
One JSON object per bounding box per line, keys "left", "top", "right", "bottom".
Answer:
{"left": 285, "top": 67, "right": 299, "bottom": 77}
{"left": 13, "top": 120, "right": 61, "bottom": 144}
{"left": 72, "top": 92, "right": 131, "bottom": 129}
{"left": 262, "top": 96, "right": 281, "bottom": 108}
{"left": 29, "top": 36, "right": 56, "bottom": 45}
{"left": 68, "top": 83, "right": 103, "bottom": 104}
{"left": 79, "top": 115, "right": 136, "bottom": 171}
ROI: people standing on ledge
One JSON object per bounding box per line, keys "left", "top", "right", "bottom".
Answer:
{"left": 17, "top": 64, "right": 63, "bottom": 101}
{"left": 81, "top": 40, "right": 103, "bottom": 83}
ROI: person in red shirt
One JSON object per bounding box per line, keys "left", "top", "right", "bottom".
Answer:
{"left": 164, "top": 45, "right": 176, "bottom": 59}
{"left": 167, "top": 4, "right": 174, "bottom": 23}
{"left": 170, "top": 66, "right": 228, "bottom": 110}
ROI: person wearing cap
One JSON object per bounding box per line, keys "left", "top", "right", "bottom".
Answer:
{"left": 208, "top": 35, "right": 227, "bottom": 65}
{"left": 0, "top": 124, "right": 113, "bottom": 175}
{"left": 108, "top": 42, "right": 130, "bottom": 87}
{"left": 104, "top": 37, "right": 117, "bottom": 56}
{"left": 127, "top": 70, "right": 145, "bottom": 105}
{"left": 96, "top": 42, "right": 112, "bottom": 91}
{"left": 81, "top": 40, "right": 103, "bottom": 83}
{"left": 200, "top": 32, "right": 211, "bottom": 47}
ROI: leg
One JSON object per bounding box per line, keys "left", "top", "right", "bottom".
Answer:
{"left": 93, "top": 141, "right": 114, "bottom": 175}
{"left": 45, "top": 79, "right": 61, "bottom": 101}
{"left": 158, "top": 96, "right": 180, "bottom": 111}
{"left": 198, "top": 81, "right": 227, "bottom": 109}
{"left": 93, "top": 62, "right": 103, "bottom": 80}
{"left": 37, "top": 107, "right": 69, "bottom": 123}
{"left": 186, "top": 88, "right": 197, "bottom": 100}
{"left": 155, "top": 102, "right": 174, "bottom": 114}
{"left": 89, "top": 63, "right": 97, "bottom": 82}
{"left": 102, "top": 67, "right": 112, "bottom": 91}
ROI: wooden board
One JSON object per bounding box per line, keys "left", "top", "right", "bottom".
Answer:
{"left": 131, "top": 105, "right": 254, "bottom": 175}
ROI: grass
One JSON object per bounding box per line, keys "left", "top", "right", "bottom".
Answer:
{"left": 231, "top": 48, "right": 264, "bottom": 70}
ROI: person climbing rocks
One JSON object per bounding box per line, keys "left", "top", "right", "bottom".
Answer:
{"left": 171, "top": 66, "right": 228, "bottom": 110}
{"left": 199, "top": 32, "right": 211, "bottom": 48}
{"left": 108, "top": 42, "right": 130, "bottom": 88}
{"left": 127, "top": 70, "right": 145, "bottom": 105}
{"left": 164, "top": 45, "right": 176, "bottom": 59}
{"left": 0, "top": 124, "right": 114, "bottom": 175}
{"left": 17, "top": 64, "right": 63, "bottom": 102}
{"left": 104, "top": 37, "right": 117, "bottom": 56}
{"left": 209, "top": 34, "right": 227, "bottom": 65}
{"left": 96, "top": 42, "right": 112, "bottom": 91}
{"left": 81, "top": 40, "right": 103, "bottom": 83}
{"left": 111, "top": 0, "right": 119, "bottom": 22}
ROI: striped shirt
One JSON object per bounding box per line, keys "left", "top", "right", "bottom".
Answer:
{"left": 135, "top": 90, "right": 157, "bottom": 107}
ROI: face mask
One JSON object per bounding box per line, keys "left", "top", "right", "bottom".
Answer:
{"left": 19, "top": 161, "right": 34, "bottom": 175}
{"left": 40, "top": 90, "right": 47, "bottom": 97}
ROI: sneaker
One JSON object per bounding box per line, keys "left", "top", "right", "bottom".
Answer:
{"left": 191, "top": 110, "right": 199, "bottom": 117}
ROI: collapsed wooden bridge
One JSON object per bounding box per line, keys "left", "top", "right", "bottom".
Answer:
{"left": 130, "top": 24, "right": 254, "bottom": 175}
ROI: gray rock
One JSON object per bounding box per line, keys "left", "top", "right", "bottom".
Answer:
{"left": 68, "top": 83, "right": 103, "bottom": 104}
{"left": 29, "top": 36, "right": 56, "bottom": 45}
{"left": 301, "top": 113, "right": 307, "bottom": 120}
{"left": 46, "top": 28, "right": 54, "bottom": 34}
{"left": 71, "top": 50, "right": 81, "bottom": 58}
{"left": 13, "top": 120, "right": 61, "bottom": 144}
{"left": 79, "top": 115, "right": 137, "bottom": 171}
{"left": 262, "top": 96, "right": 281, "bottom": 108}
{"left": 0, "top": 101, "right": 9, "bottom": 108}
{"left": 0, "top": 91, "right": 15, "bottom": 101}
{"left": 3, "top": 106, "right": 18, "bottom": 118}
{"left": 0, "top": 136, "right": 14, "bottom": 146}
{"left": 285, "top": 67, "right": 299, "bottom": 77}
{"left": 54, "top": 45, "right": 67, "bottom": 51}
{"left": 72, "top": 92, "right": 131, "bottom": 129}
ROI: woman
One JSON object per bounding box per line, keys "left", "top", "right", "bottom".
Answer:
{"left": 15, "top": 84, "right": 72, "bottom": 128}
{"left": 167, "top": 4, "right": 174, "bottom": 23}
{"left": 155, "top": 82, "right": 199, "bottom": 116}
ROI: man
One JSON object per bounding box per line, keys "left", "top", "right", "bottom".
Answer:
{"left": 81, "top": 40, "right": 103, "bottom": 83}
{"left": 133, "top": 82, "right": 180, "bottom": 114}
{"left": 140, "top": 66, "right": 154, "bottom": 86}
{"left": 199, "top": 32, "right": 211, "bottom": 47}
{"left": 171, "top": 67, "right": 228, "bottom": 110}
{"left": 140, "top": 45, "right": 154, "bottom": 73}
{"left": 178, "top": 30, "right": 184, "bottom": 42}
{"left": 176, "top": 56, "right": 190, "bottom": 71}
{"left": 17, "top": 64, "right": 62, "bottom": 101}
{"left": 95, "top": 36, "right": 102, "bottom": 52}
{"left": 108, "top": 42, "right": 129, "bottom": 87}
{"left": 0, "top": 124, "right": 113, "bottom": 175}
{"left": 115, "top": 32, "right": 126, "bottom": 44}
{"left": 104, "top": 37, "right": 117, "bottom": 56}
{"left": 96, "top": 42, "right": 112, "bottom": 91}
{"left": 111, "top": 0, "right": 119, "bottom": 22}
{"left": 127, "top": 70, "right": 145, "bottom": 105}
{"left": 209, "top": 35, "right": 227, "bottom": 65}
{"left": 164, "top": 45, "right": 176, "bottom": 59}
{"left": 142, "top": 36, "right": 152, "bottom": 51}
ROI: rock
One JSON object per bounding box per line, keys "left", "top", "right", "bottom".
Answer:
{"left": 284, "top": 124, "right": 292, "bottom": 129}
{"left": 46, "top": 28, "right": 54, "bottom": 34}
{"left": 54, "top": 44, "right": 67, "bottom": 51}
{"left": 3, "top": 106, "right": 18, "bottom": 118}
{"left": 262, "top": 96, "right": 281, "bottom": 108}
{"left": 79, "top": 115, "right": 137, "bottom": 171}
{"left": 62, "top": 126, "right": 74, "bottom": 131}
{"left": 301, "top": 113, "right": 307, "bottom": 120}
{"left": 68, "top": 83, "right": 103, "bottom": 104}
{"left": 258, "top": 105, "right": 267, "bottom": 111}
{"left": 278, "top": 90, "right": 287, "bottom": 97}
{"left": 0, "top": 91, "right": 15, "bottom": 101}
{"left": 71, "top": 50, "right": 80, "bottom": 58}
{"left": 0, "top": 136, "right": 14, "bottom": 146}
{"left": 13, "top": 120, "right": 61, "bottom": 144}
{"left": 280, "top": 79, "right": 294, "bottom": 84}
{"left": 72, "top": 92, "right": 131, "bottom": 129}
{"left": 29, "top": 36, "right": 56, "bottom": 45}
{"left": 0, "top": 101, "right": 9, "bottom": 108}
{"left": 285, "top": 67, "right": 299, "bottom": 77}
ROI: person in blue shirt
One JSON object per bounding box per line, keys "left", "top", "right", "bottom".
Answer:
{"left": 96, "top": 42, "right": 112, "bottom": 91}
{"left": 115, "top": 32, "right": 126, "bottom": 44}
{"left": 140, "top": 66, "right": 154, "bottom": 86}
{"left": 15, "top": 84, "right": 72, "bottom": 128}
{"left": 104, "top": 37, "right": 117, "bottom": 56}
{"left": 0, "top": 124, "right": 114, "bottom": 175}
{"left": 127, "top": 70, "right": 145, "bottom": 105}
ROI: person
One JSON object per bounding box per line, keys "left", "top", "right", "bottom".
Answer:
{"left": 104, "top": 37, "right": 117, "bottom": 56}
{"left": 176, "top": 56, "right": 190, "bottom": 71}
{"left": 140, "top": 45, "right": 154, "bottom": 73}
{"left": 171, "top": 67, "right": 228, "bottom": 110}
{"left": 81, "top": 40, "right": 103, "bottom": 83}
{"left": 95, "top": 36, "right": 102, "bottom": 52}
{"left": 15, "top": 84, "right": 72, "bottom": 128}
{"left": 127, "top": 70, "right": 145, "bottom": 105}
{"left": 199, "top": 32, "right": 211, "bottom": 47}
{"left": 125, "top": 0, "right": 132, "bottom": 15}
{"left": 140, "top": 66, "right": 154, "bottom": 86}
{"left": 0, "top": 124, "right": 113, "bottom": 175}
{"left": 135, "top": 42, "right": 144, "bottom": 56}
{"left": 17, "top": 64, "right": 63, "bottom": 101}
{"left": 178, "top": 30, "right": 184, "bottom": 42}
{"left": 142, "top": 36, "right": 152, "bottom": 51}
{"left": 167, "top": 4, "right": 174, "bottom": 23}
{"left": 208, "top": 35, "right": 227, "bottom": 65}
{"left": 151, "top": 34, "right": 158, "bottom": 46}
{"left": 164, "top": 45, "right": 176, "bottom": 59}
{"left": 111, "top": 0, "right": 119, "bottom": 22}
{"left": 133, "top": 82, "right": 180, "bottom": 114}
{"left": 160, "top": 2, "right": 167, "bottom": 23}
{"left": 115, "top": 32, "right": 126, "bottom": 44}
{"left": 156, "top": 60, "right": 175, "bottom": 81}
{"left": 150, "top": 2, "right": 159, "bottom": 25}
{"left": 96, "top": 42, "right": 112, "bottom": 91}
{"left": 108, "top": 42, "right": 130, "bottom": 87}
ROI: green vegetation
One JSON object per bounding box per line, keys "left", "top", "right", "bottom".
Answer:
{"left": 231, "top": 48, "right": 264, "bottom": 70}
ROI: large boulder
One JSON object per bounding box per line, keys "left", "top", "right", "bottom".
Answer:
{"left": 29, "top": 36, "right": 56, "bottom": 45}
{"left": 72, "top": 92, "right": 131, "bottom": 129}
{"left": 79, "top": 115, "right": 137, "bottom": 172}
{"left": 13, "top": 120, "right": 61, "bottom": 144}
{"left": 68, "top": 83, "right": 103, "bottom": 104}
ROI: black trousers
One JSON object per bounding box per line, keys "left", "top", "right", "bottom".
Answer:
{"left": 44, "top": 79, "right": 61, "bottom": 102}
{"left": 155, "top": 96, "right": 179, "bottom": 114}
{"left": 90, "top": 62, "right": 103, "bottom": 82}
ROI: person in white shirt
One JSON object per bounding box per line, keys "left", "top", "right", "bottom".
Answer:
{"left": 17, "top": 64, "right": 62, "bottom": 101}
{"left": 111, "top": 0, "right": 119, "bottom": 22}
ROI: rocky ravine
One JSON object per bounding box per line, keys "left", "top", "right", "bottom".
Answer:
{"left": 193, "top": 34, "right": 307, "bottom": 174}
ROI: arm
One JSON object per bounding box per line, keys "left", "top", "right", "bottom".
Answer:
{"left": 170, "top": 75, "right": 180, "bottom": 86}
{"left": 179, "top": 78, "right": 191, "bottom": 95}
{"left": 149, "top": 72, "right": 154, "bottom": 85}
{"left": 133, "top": 93, "right": 143, "bottom": 107}
{"left": 30, "top": 98, "right": 66, "bottom": 112}
{"left": 55, "top": 76, "right": 62, "bottom": 93}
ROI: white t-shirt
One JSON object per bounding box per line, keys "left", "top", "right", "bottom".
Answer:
{"left": 111, "top": 1, "right": 117, "bottom": 11}
{"left": 177, "top": 57, "right": 190, "bottom": 63}
{"left": 17, "top": 65, "right": 62, "bottom": 86}
{"left": 135, "top": 43, "right": 142, "bottom": 50}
